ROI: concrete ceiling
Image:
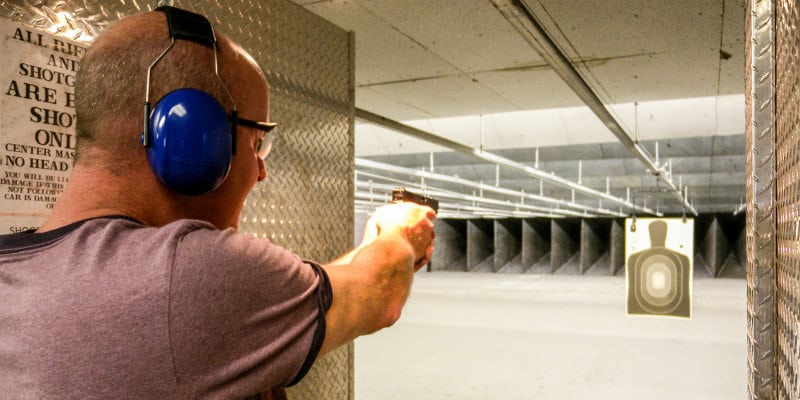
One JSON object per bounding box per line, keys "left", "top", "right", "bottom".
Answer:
{"left": 291, "top": 0, "right": 746, "bottom": 217}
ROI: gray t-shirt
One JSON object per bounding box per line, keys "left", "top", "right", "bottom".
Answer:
{"left": 0, "top": 216, "right": 331, "bottom": 399}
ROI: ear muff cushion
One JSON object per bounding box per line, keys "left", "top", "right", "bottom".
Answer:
{"left": 147, "top": 88, "right": 232, "bottom": 195}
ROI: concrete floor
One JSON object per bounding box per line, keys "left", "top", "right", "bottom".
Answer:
{"left": 354, "top": 272, "right": 746, "bottom": 400}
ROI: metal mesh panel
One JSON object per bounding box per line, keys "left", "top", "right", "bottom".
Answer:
{"left": 0, "top": 0, "right": 354, "bottom": 399}
{"left": 748, "top": 0, "right": 800, "bottom": 398}
{"left": 213, "top": 3, "right": 355, "bottom": 397}
{"left": 214, "top": 2, "right": 354, "bottom": 398}
{"left": 746, "top": 0, "right": 777, "bottom": 398}
{"left": 0, "top": 0, "right": 131, "bottom": 42}
{"left": 776, "top": 1, "right": 800, "bottom": 398}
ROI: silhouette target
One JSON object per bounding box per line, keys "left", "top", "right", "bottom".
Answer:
{"left": 626, "top": 220, "right": 691, "bottom": 318}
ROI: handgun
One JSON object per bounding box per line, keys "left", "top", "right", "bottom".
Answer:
{"left": 392, "top": 187, "right": 439, "bottom": 213}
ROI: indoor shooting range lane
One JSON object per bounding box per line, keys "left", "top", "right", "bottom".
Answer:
{"left": 354, "top": 272, "right": 745, "bottom": 400}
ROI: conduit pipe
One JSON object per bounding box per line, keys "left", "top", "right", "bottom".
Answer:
{"left": 489, "top": 0, "right": 697, "bottom": 216}
{"left": 355, "top": 178, "right": 580, "bottom": 217}
{"left": 354, "top": 181, "right": 582, "bottom": 217}
{"left": 356, "top": 158, "right": 627, "bottom": 217}
{"left": 355, "top": 196, "right": 552, "bottom": 218}
{"left": 354, "top": 199, "right": 538, "bottom": 219}
{"left": 355, "top": 108, "right": 661, "bottom": 216}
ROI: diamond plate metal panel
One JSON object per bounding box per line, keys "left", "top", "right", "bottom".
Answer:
{"left": 776, "top": 0, "right": 800, "bottom": 398}
{"left": 746, "top": 0, "right": 777, "bottom": 398}
{"left": 0, "top": 1, "right": 354, "bottom": 399}
{"left": 0, "top": 0, "right": 143, "bottom": 42}
{"left": 193, "top": 2, "right": 356, "bottom": 399}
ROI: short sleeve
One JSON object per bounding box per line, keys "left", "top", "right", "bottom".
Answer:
{"left": 166, "top": 224, "right": 332, "bottom": 398}
{"left": 288, "top": 260, "right": 332, "bottom": 386}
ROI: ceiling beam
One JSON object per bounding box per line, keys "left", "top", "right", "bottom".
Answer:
{"left": 489, "top": 0, "right": 698, "bottom": 215}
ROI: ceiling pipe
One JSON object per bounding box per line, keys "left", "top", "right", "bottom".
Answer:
{"left": 354, "top": 199, "right": 547, "bottom": 219}
{"left": 488, "top": 0, "right": 698, "bottom": 216}
{"left": 356, "top": 158, "right": 627, "bottom": 217}
{"left": 732, "top": 202, "right": 746, "bottom": 216}
{"left": 355, "top": 175, "right": 587, "bottom": 218}
{"left": 354, "top": 181, "right": 581, "bottom": 217}
{"left": 355, "top": 108, "right": 661, "bottom": 216}
{"left": 355, "top": 193, "right": 556, "bottom": 219}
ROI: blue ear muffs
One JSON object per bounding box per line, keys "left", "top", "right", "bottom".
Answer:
{"left": 141, "top": 6, "right": 239, "bottom": 196}
{"left": 144, "top": 88, "right": 232, "bottom": 195}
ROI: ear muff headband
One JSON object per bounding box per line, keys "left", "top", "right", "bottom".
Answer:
{"left": 141, "top": 6, "right": 239, "bottom": 195}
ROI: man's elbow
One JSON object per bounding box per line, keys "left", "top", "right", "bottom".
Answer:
{"left": 381, "top": 304, "right": 403, "bottom": 329}
{"left": 365, "top": 291, "right": 408, "bottom": 334}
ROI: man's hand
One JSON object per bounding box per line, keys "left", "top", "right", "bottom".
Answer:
{"left": 368, "top": 202, "right": 436, "bottom": 270}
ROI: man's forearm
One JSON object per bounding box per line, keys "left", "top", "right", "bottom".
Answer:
{"left": 326, "top": 244, "right": 366, "bottom": 267}
{"left": 318, "top": 234, "right": 416, "bottom": 356}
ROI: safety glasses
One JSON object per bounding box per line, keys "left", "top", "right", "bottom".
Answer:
{"left": 234, "top": 116, "right": 277, "bottom": 159}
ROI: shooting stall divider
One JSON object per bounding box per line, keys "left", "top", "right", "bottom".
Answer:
{"left": 495, "top": 218, "right": 522, "bottom": 273}
{"left": 522, "top": 219, "right": 550, "bottom": 272}
{"left": 551, "top": 219, "right": 580, "bottom": 275}
{"left": 610, "top": 219, "right": 625, "bottom": 276}
{"left": 580, "top": 218, "right": 609, "bottom": 275}
{"left": 467, "top": 219, "right": 495, "bottom": 272}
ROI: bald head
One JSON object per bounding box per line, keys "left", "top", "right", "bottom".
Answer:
{"left": 74, "top": 9, "right": 269, "bottom": 169}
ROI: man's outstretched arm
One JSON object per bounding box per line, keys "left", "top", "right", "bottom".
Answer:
{"left": 318, "top": 202, "right": 436, "bottom": 357}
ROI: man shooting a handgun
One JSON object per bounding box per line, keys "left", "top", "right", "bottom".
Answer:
{"left": 0, "top": 7, "right": 435, "bottom": 399}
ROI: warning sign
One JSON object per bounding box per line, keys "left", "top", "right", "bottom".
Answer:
{"left": 1, "top": 20, "right": 85, "bottom": 233}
